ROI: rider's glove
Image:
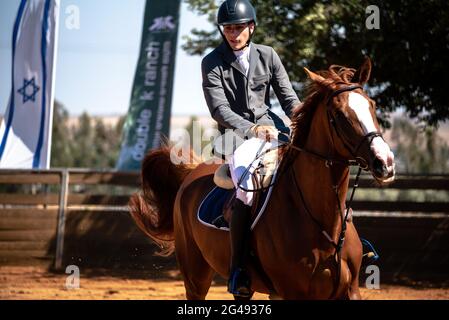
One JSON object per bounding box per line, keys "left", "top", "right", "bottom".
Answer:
{"left": 250, "top": 125, "right": 278, "bottom": 142}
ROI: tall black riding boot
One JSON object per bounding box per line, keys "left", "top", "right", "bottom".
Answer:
{"left": 227, "top": 199, "right": 252, "bottom": 297}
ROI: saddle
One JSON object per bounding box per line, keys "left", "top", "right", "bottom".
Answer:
{"left": 198, "top": 178, "right": 272, "bottom": 231}
{"left": 198, "top": 148, "right": 281, "bottom": 230}
{"left": 214, "top": 146, "right": 280, "bottom": 190}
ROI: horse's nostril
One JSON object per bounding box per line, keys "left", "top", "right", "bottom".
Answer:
{"left": 373, "top": 158, "right": 387, "bottom": 177}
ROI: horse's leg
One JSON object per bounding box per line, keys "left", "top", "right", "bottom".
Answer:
{"left": 345, "top": 223, "right": 362, "bottom": 300}
{"left": 175, "top": 221, "right": 214, "bottom": 300}
{"left": 176, "top": 242, "right": 214, "bottom": 299}
{"left": 349, "top": 268, "right": 362, "bottom": 298}
{"left": 347, "top": 259, "right": 362, "bottom": 300}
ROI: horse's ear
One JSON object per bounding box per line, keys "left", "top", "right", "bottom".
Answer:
{"left": 353, "top": 56, "right": 372, "bottom": 85}
{"left": 304, "top": 67, "right": 325, "bottom": 83}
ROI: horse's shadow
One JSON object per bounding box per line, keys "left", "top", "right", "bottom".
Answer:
{"left": 46, "top": 209, "right": 179, "bottom": 281}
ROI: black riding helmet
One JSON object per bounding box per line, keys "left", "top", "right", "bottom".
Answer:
{"left": 216, "top": 0, "right": 257, "bottom": 50}
{"left": 217, "top": 0, "right": 257, "bottom": 26}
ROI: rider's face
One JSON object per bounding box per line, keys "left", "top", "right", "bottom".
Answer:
{"left": 223, "top": 22, "right": 255, "bottom": 50}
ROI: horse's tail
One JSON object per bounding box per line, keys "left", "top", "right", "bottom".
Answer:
{"left": 129, "top": 145, "right": 200, "bottom": 256}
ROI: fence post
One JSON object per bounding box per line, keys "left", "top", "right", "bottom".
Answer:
{"left": 55, "top": 169, "right": 69, "bottom": 270}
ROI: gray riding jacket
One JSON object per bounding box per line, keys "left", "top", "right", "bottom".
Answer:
{"left": 201, "top": 42, "right": 301, "bottom": 137}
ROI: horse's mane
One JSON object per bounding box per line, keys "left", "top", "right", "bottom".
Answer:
{"left": 289, "top": 65, "right": 357, "bottom": 148}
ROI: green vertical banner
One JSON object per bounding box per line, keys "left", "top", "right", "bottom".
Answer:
{"left": 116, "top": 0, "right": 181, "bottom": 171}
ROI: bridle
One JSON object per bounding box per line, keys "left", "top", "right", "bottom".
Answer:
{"left": 326, "top": 85, "right": 384, "bottom": 169}
{"left": 288, "top": 84, "right": 384, "bottom": 299}
{"left": 238, "top": 84, "right": 384, "bottom": 298}
{"left": 287, "top": 85, "right": 383, "bottom": 163}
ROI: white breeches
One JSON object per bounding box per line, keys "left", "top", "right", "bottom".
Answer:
{"left": 229, "top": 137, "right": 279, "bottom": 206}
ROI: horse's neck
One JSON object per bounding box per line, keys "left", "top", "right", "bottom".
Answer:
{"left": 292, "top": 107, "right": 350, "bottom": 239}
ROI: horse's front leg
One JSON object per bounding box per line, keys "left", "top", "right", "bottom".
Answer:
{"left": 344, "top": 223, "right": 363, "bottom": 300}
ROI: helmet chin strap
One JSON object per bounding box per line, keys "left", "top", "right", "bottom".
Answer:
{"left": 217, "top": 23, "right": 256, "bottom": 52}
{"left": 232, "top": 43, "right": 250, "bottom": 52}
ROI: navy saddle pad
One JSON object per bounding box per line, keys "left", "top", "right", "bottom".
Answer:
{"left": 197, "top": 186, "right": 270, "bottom": 230}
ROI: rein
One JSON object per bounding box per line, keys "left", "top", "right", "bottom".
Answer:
{"left": 290, "top": 84, "right": 377, "bottom": 299}
{"left": 238, "top": 84, "right": 380, "bottom": 298}
{"left": 293, "top": 85, "right": 368, "bottom": 252}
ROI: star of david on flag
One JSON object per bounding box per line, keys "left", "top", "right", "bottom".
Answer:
{"left": 17, "top": 78, "right": 40, "bottom": 104}
{"left": 0, "top": 0, "right": 60, "bottom": 169}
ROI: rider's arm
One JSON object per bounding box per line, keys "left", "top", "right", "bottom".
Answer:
{"left": 202, "top": 59, "right": 255, "bottom": 137}
{"left": 270, "top": 48, "right": 302, "bottom": 119}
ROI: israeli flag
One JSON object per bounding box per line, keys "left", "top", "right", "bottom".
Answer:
{"left": 0, "top": 0, "right": 60, "bottom": 169}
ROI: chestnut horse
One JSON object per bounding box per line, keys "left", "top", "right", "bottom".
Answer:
{"left": 129, "top": 58, "right": 395, "bottom": 299}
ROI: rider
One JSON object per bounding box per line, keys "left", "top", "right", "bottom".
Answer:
{"left": 201, "top": 0, "right": 302, "bottom": 297}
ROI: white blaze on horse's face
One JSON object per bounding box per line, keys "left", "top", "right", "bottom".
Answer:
{"left": 348, "top": 92, "right": 395, "bottom": 182}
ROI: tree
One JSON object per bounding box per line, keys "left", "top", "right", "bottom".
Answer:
{"left": 92, "top": 120, "right": 112, "bottom": 168}
{"left": 183, "top": 0, "right": 449, "bottom": 126}
{"left": 71, "top": 112, "right": 95, "bottom": 168}
{"left": 185, "top": 116, "right": 206, "bottom": 155}
{"left": 50, "top": 103, "right": 125, "bottom": 169}
{"left": 92, "top": 117, "right": 125, "bottom": 168}
{"left": 390, "top": 117, "right": 449, "bottom": 173}
{"left": 50, "top": 100, "right": 74, "bottom": 167}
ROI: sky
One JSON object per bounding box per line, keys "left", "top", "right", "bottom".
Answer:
{"left": 0, "top": 0, "right": 213, "bottom": 117}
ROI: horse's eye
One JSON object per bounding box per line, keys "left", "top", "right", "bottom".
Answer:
{"left": 336, "top": 110, "right": 354, "bottom": 125}
{"left": 335, "top": 110, "right": 346, "bottom": 119}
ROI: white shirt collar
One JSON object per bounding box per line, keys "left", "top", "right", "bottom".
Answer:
{"left": 233, "top": 44, "right": 250, "bottom": 75}
{"left": 233, "top": 44, "right": 250, "bottom": 60}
